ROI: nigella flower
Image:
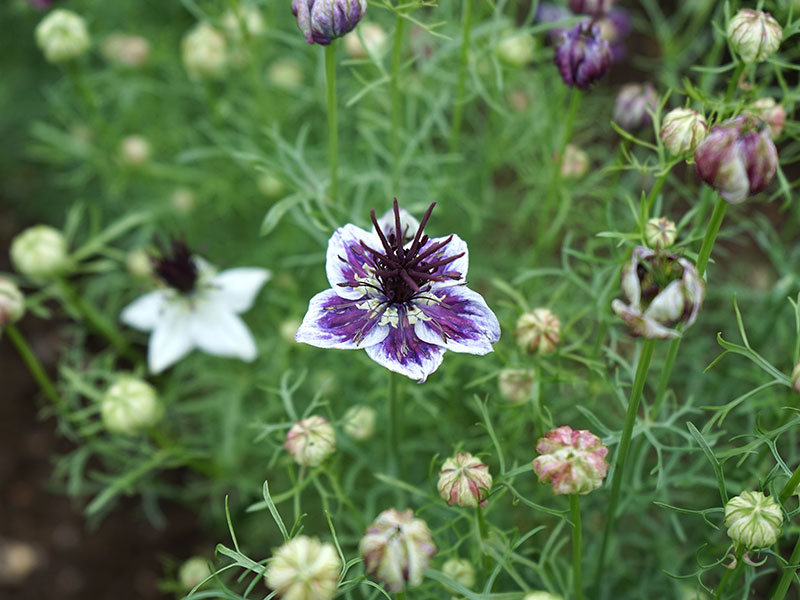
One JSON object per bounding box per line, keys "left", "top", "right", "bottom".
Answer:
{"left": 295, "top": 200, "right": 501, "bottom": 383}
{"left": 292, "top": 0, "right": 367, "bottom": 45}
{"left": 554, "top": 22, "right": 612, "bottom": 90}
{"left": 120, "top": 240, "right": 270, "bottom": 373}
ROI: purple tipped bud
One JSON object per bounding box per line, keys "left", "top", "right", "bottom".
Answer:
{"left": 613, "top": 83, "right": 658, "bottom": 131}
{"left": 727, "top": 9, "right": 782, "bottom": 64}
{"left": 292, "top": 0, "right": 367, "bottom": 45}
{"left": 532, "top": 426, "right": 609, "bottom": 495}
{"left": 437, "top": 452, "right": 493, "bottom": 508}
{"left": 694, "top": 116, "right": 778, "bottom": 204}
{"left": 747, "top": 97, "right": 786, "bottom": 139}
{"left": 568, "top": 0, "right": 615, "bottom": 17}
{"left": 554, "top": 22, "right": 612, "bottom": 90}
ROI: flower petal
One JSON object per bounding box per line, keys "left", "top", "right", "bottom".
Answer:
{"left": 414, "top": 286, "right": 500, "bottom": 355}
{"left": 148, "top": 303, "right": 195, "bottom": 374}
{"left": 325, "top": 224, "right": 382, "bottom": 300}
{"left": 120, "top": 290, "right": 168, "bottom": 332}
{"left": 416, "top": 233, "right": 469, "bottom": 289}
{"left": 208, "top": 267, "right": 271, "bottom": 313}
{"left": 295, "top": 289, "right": 389, "bottom": 349}
{"left": 364, "top": 323, "right": 445, "bottom": 383}
{"left": 190, "top": 302, "right": 258, "bottom": 362}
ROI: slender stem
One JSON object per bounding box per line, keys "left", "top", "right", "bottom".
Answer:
{"left": 395, "top": 591, "right": 406, "bottom": 600}
{"left": 594, "top": 339, "right": 656, "bottom": 585}
{"left": 650, "top": 333, "right": 681, "bottom": 417}
{"left": 4, "top": 323, "right": 66, "bottom": 416}
{"left": 67, "top": 61, "right": 98, "bottom": 111}
{"left": 324, "top": 43, "right": 339, "bottom": 205}
{"left": 714, "top": 547, "right": 745, "bottom": 600}
{"left": 388, "top": 371, "right": 402, "bottom": 477}
{"left": 771, "top": 535, "right": 800, "bottom": 600}
{"left": 724, "top": 63, "right": 745, "bottom": 104}
{"left": 695, "top": 195, "right": 728, "bottom": 276}
{"left": 645, "top": 169, "right": 670, "bottom": 215}
{"left": 449, "top": 0, "right": 474, "bottom": 152}
{"left": 780, "top": 463, "right": 800, "bottom": 505}
{"left": 390, "top": 13, "right": 406, "bottom": 190}
{"left": 571, "top": 494, "right": 583, "bottom": 600}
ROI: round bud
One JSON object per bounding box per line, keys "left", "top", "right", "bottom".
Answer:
{"left": 0, "top": 278, "right": 25, "bottom": 327}
{"left": 532, "top": 426, "right": 609, "bottom": 495}
{"left": 660, "top": 108, "right": 708, "bottom": 155}
{"left": 498, "top": 368, "right": 536, "bottom": 404}
{"left": 101, "top": 33, "right": 150, "bottom": 68}
{"left": 441, "top": 558, "right": 475, "bottom": 591}
{"left": 182, "top": 22, "right": 228, "bottom": 80}
{"left": 515, "top": 308, "right": 561, "bottom": 355}
{"left": 554, "top": 22, "right": 612, "bottom": 90}
{"left": 292, "top": 0, "right": 368, "bottom": 45}
{"left": 613, "top": 83, "right": 658, "bottom": 131}
{"left": 747, "top": 97, "right": 786, "bottom": 140}
{"left": 257, "top": 172, "right": 286, "bottom": 198}
{"left": 342, "top": 404, "right": 376, "bottom": 441}
{"left": 125, "top": 248, "right": 153, "bottom": 280}
{"left": 279, "top": 317, "right": 302, "bottom": 345}
{"left": 792, "top": 361, "right": 800, "bottom": 394}
{"left": 560, "top": 144, "right": 589, "bottom": 179}
{"left": 265, "top": 536, "right": 341, "bottom": 600}
{"left": 119, "top": 135, "right": 151, "bottom": 167}
{"left": 360, "top": 508, "right": 437, "bottom": 592}
{"left": 496, "top": 31, "right": 535, "bottom": 67}
{"left": 724, "top": 491, "right": 783, "bottom": 549}
{"left": 269, "top": 59, "right": 303, "bottom": 91}
{"left": 35, "top": 9, "right": 90, "bottom": 63}
{"left": 284, "top": 416, "right": 336, "bottom": 467}
{"left": 727, "top": 9, "right": 782, "bottom": 64}
{"left": 179, "top": 557, "right": 212, "bottom": 590}
{"left": 170, "top": 188, "right": 196, "bottom": 214}
{"left": 101, "top": 376, "right": 162, "bottom": 435}
{"left": 10, "top": 225, "right": 69, "bottom": 280}
{"left": 645, "top": 217, "right": 677, "bottom": 249}
{"left": 438, "top": 452, "right": 493, "bottom": 508}
{"left": 344, "top": 23, "right": 388, "bottom": 59}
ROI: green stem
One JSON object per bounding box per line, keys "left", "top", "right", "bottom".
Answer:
{"left": 571, "top": 494, "right": 583, "bottom": 600}
{"left": 390, "top": 13, "right": 406, "bottom": 190}
{"left": 395, "top": 591, "right": 406, "bottom": 600}
{"left": 771, "top": 535, "right": 800, "bottom": 600}
{"left": 650, "top": 333, "right": 681, "bottom": 417}
{"left": 695, "top": 195, "right": 728, "bottom": 276}
{"left": 324, "top": 43, "right": 339, "bottom": 205}
{"left": 5, "top": 323, "right": 66, "bottom": 416}
{"left": 594, "top": 339, "right": 656, "bottom": 585}
{"left": 449, "top": 0, "right": 474, "bottom": 152}
{"left": 714, "top": 547, "right": 745, "bottom": 600}
{"left": 780, "top": 462, "right": 800, "bottom": 505}
{"left": 388, "top": 372, "right": 402, "bottom": 477}
{"left": 645, "top": 169, "right": 670, "bottom": 215}
{"left": 67, "top": 61, "right": 97, "bottom": 111}
{"left": 724, "top": 63, "right": 745, "bottom": 105}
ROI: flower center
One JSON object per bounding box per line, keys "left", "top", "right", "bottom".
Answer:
{"left": 360, "top": 199, "right": 464, "bottom": 305}
{"left": 152, "top": 239, "right": 198, "bottom": 293}
{"left": 637, "top": 253, "right": 684, "bottom": 304}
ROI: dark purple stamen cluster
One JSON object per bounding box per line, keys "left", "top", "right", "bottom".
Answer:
{"left": 152, "top": 239, "right": 198, "bottom": 293}
{"left": 353, "top": 200, "right": 464, "bottom": 305}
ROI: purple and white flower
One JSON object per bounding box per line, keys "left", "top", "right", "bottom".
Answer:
{"left": 120, "top": 240, "right": 270, "bottom": 374}
{"left": 292, "top": 0, "right": 367, "bottom": 46}
{"left": 296, "top": 200, "right": 501, "bottom": 383}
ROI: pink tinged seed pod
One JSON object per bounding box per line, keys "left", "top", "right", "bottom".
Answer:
{"left": 284, "top": 416, "right": 336, "bottom": 467}
{"left": 437, "top": 452, "right": 493, "bottom": 508}
{"left": 660, "top": 108, "right": 708, "bottom": 155}
{"left": 747, "top": 98, "right": 786, "bottom": 139}
{"left": 359, "top": 508, "right": 437, "bottom": 592}
{"left": 498, "top": 368, "right": 536, "bottom": 404}
{"left": 613, "top": 83, "right": 658, "bottom": 131}
{"left": 292, "top": 0, "right": 367, "bottom": 46}
{"left": 553, "top": 22, "right": 612, "bottom": 90}
{"left": 727, "top": 9, "right": 782, "bottom": 64}
{"left": 694, "top": 116, "right": 778, "bottom": 204}
{"left": 611, "top": 246, "right": 705, "bottom": 339}
{"left": 532, "top": 426, "right": 609, "bottom": 495}
{"left": 559, "top": 144, "right": 589, "bottom": 179}
{"left": 515, "top": 308, "right": 561, "bottom": 355}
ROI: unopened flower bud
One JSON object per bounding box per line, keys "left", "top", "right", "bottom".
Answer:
{"left": 170, "top": 188, "right": 196, "bottom": 214}
{"left": 496, "top": 31, "right": 535, "bottom": 67}
{"left": 101, "top": 376, "right": 162, "bottom": 435}
{"left": 612, "top": 246, "right": 704, "bottom": 339}
{"left": 724, "top": 491, "right": 782, "bottom": 549}
{"left": 360, "top": 508, "right": 437, "bottom": 592}
{"left": 279, "top": 317, "right": 302, "bottom": 345}
{"left": 342, "top": 404, "right": 376, "bottom": 440}
{"left": 35, "top": 9, "right": 90, "bottom": 63}
{"left": 284, "top": 416, "right": 336, "bottom": 467}
{"left": 0, "top": 278, "right": 25, "bottom": 327}
{"left": 660, "top": 108, "right": 708, "bottom": 155}
{"left": 568, "top": 0, "right": 614, "bottom": 17}
{"left": 613, "top": 83, "right": 657, "bottom": 131}
{"left": 645, "top": 217, "right": 677, "bottom": 249}
{"left": 126, "top": 248, "right": 153, "bottom": 280}
{"left": 269, "top": 59, "right": 303, "bottom": 91}
{"left": 793, "top": 361, "right": 800, "bottom": 394}
{"left": 344, "top": 22, "right": 388, "bottom": 59}
{"left": 498, "top": 368, "right": 536, "bottom": 404}
{"left": 182, "top": 23, "right": 228, "bottom": 80}
{"left": 727, "top": 9, "right": 782, "bottom": 64}
{"left": 532, "top": 426, "right": 609, "bottom": 495}
{"left": 179, "top": 557, "right": 212, "bottom": 590}
{"left": 119, "top": 135, "right": 151, "bottom": 167}
{"left": 515, "top": 308, "right": 561, "bottom": 355}
{"left": 747, "top": 97, "right": 786, "bottom": 139}
{"left": 524, "top": 593, "right": 565, "bottom": 600}
{"left": 257, "top": 172, "right": 286, "bottom": 198}
{"left": 10, "top": 225, "right": 68, "bottom": 280}
{"left": 438, "top": 452, "right": 493, "bottom": 508}
{"left": 101, "top": 33, "right": 150, "bottom": 68}
{"left": 292, "top": 0, "right": 367, "bottom": 46}
{"left": 554, "top": 22, "right": 612, "bottom": 90}
{"left": 559, "top": 144, "right": 589, "bottom": 179}
{"left": 441, "top": 558, "right": 475, "bottom": 591}
{"left": 265, "top": 536, "right": 341, "bottom": 600}
{"left": 221, "top": 4, "right": 266, "bottom": 41}
{"left": 695, "top": 116, "right": 778, "bottom": 204}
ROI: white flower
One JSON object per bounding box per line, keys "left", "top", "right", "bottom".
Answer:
{"left": 120, "top": 241, "right": 269, "bottom": 373}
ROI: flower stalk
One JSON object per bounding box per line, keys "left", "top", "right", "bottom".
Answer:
{"left": 4, "top": 323, "right": 65, "bottom": 416}
{"left": 325, "top": 43, "right": 339, "bottom": 205}
{"left": 714, "top": 546, "right": 745, "bottom": 600}
{"left": 449, "top": 0, "right": 473, "bottom": 152}
{"left": 388, "top": 371, "right": 402, "bottom": 477}
{"left": 391, "top": 14, "right": 406, "bottom": 189}
{"left": 571, "top": 494, "right": 583, "bottom": 600}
